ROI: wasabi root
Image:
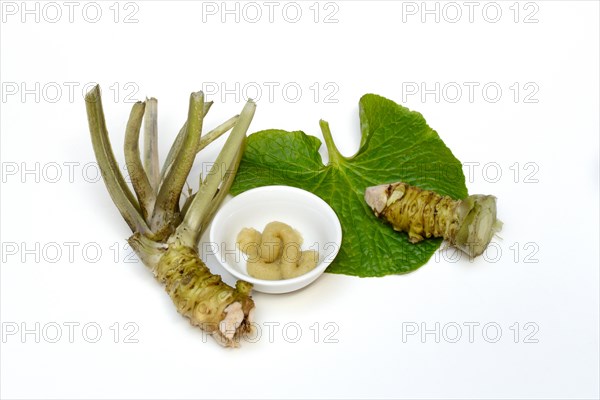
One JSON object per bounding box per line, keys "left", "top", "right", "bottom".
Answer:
{"left": 365, "top": 182, "right": 502, "bottom": 257}
{"left": 85, "top": 85, "right": 256, "bottom": 347}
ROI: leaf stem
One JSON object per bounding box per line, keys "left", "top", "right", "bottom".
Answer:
{"left": 124, "top": 101, "right": 155, "bottom": 221}
{"left": 197, "top": 114, "right": 239, "bottom": 153}
{"left": 160, "top": 115, "right": 240, "bottom": 220}
{"left": 160, "top": 101, "right": 213, "bottom": 180}
{"left": 201, "top": 143, "right": 245, "bottom": 235}
{"left": 151, "top": 92, "right": 205, "bottom": 237}
{"left": 319, "top": 119, "right": 343, "bottom": 165}
{"left": 143, "top": 98, "right": 160, "bottom": 193}
{"left": 84, "top": 85, "right": 150, "bottom": 234}
{"left": 175, "top": 100, "right": 255, "bottom": 248}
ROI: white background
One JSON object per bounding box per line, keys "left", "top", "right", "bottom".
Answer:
{"left": 1, "top": 1, "right": 599, "bottom": 399}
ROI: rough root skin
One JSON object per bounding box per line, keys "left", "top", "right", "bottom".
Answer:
{"left": 365, "top": 182, "right": 501, "bottom": 257}
{"left": 151, "top": 243, "right": 255, "bottom": 347}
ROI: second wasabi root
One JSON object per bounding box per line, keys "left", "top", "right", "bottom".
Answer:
{"left": 365, "top": 182, "right": 502, "bottom": 257}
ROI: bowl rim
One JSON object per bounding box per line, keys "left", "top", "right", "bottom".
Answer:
{"left": 209, "top": 185, "right": 342, "bottom": 288}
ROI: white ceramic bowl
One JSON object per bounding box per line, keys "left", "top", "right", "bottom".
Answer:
{"left": 210, "top": 186, "right": 342, "bottom": 294}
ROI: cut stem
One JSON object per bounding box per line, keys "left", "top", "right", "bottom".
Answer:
{"left": 201, "top": 144, "right": 245, "bottom": 235}
{"left": 161, "top": 113, "right": 238, "bottom": 181}
{"left": 124, "top": 101, "right": 155, "bottom": 221}
{"left": 197, "top": 114, "right": 239, "bottom": 153}
{"left": 160, "top": 101, "right": 213, "bottom": 180}
{"left": 175, "top": 100, "right": 256, "bottom": 248}
{"left": 178, "top": 115, "right": 241, "bottom": 220}
{"left": 143, "top": 98, "right": 160, "bottom": 193}
{"left": 180, "top": 192, "right": 196, "bottom": 218}
{"left": 151, "top": 92, "right": 205, "bottom": 237}
{"left": 85, "top": 85, "right": 150, "bottom": 234}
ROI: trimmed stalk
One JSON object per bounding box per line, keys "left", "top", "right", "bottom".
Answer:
{"left": 180, "top": 192, "right": 196, "bottom": 218}
{"left": 365, "top": 182, "right": 502, "bottom": 257}
{"left": 161, "top": 114, "right": 239, "bottom": 180}
{"left": 179, "top": 143, "right": 244, "bottom": 232}
{"left": 85, "top": 85, "right": 150, "bottom": 234}
{"left": 197, "top": 115, "right": 239, "bottom": 153}
{"left": 151, "top": 92, "right": 205, "bottom": 238}
{"left": 200, "top": 144, "right": 245, "bottom": 234}
{"left": 143, "top": 98, "right": 160, "bottom": 193}
{"left": 174, "top": 100, "right": 255, "bottom": 248}
{"left": 160, "top": 101, "right": 213, "bottom": 180}
{"left": 124, "top": 101, "right": 155, "bottom": 221}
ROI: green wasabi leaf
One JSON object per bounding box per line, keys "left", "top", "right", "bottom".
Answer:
{"left": 231, "top": 94, "right": 468, "bottom": 277}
